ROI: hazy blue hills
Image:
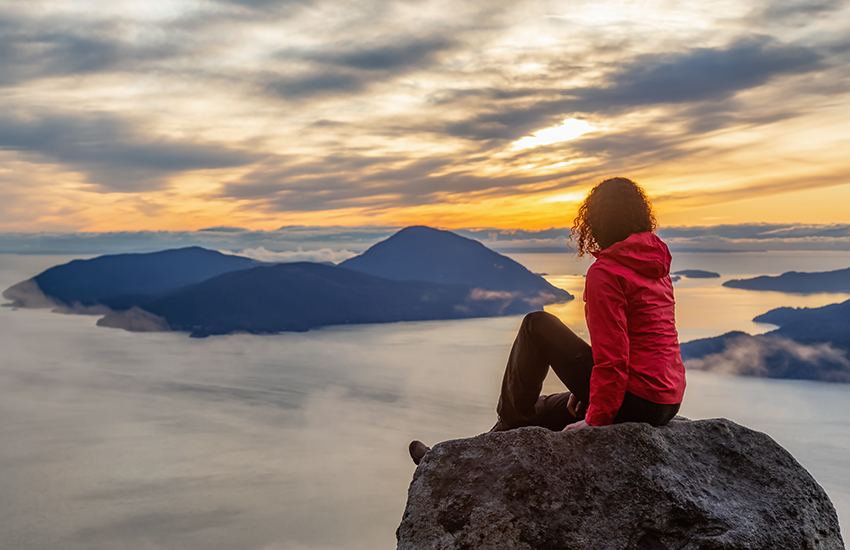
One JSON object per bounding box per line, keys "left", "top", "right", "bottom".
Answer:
{"left": 682, "top": 264, "right": 850, "bottom": 382}
{"left": 673, "top": 270, "right": 720, "bottom": 279}
{"left": 680, "top": 299, "right": 850, "bottom": 383}
{"left": 723, "top": 267, "right": 850, "bottom": 293}
{"left": 101, "top": 262, "right": 544, "bottom": 337}
{"left": 339, "top": 226, "right": 572, "bottom": 302}
{"left": 753, "top": 299, "right": 850, "bottom": 347}
{"left": 2, "top": 247, "right": 261, "bottom": 308}
{"left": 4, "top": 226, "right": 571, "bottom": 335}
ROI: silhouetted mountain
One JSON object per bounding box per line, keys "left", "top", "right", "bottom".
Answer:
{"left": 723, "top": 267, "right": 850, "bottom": 293}
{"left": 680, "top": 330, "right": 850, "bottom": 383}
{"left": 99, "top": 262, "right": 544, "bottom": 337}
{"left": 2, "top": 247, "right": 261, "bottom": 308}
{"left": 5, "top": 227, "right": 574, "bottom": 336}
{"left": 679, "top": 331, "right": 751, "bottom": 360}
{"left": 339, "top": 226, "right": 572, "bottom": 303}
{"left": 753, "top": 299, "right": 850, "bottom": 347}
{"left": 673, "top": 270, "right": 720, "bottom": 279}
{"left": 679, "top": 299, "right": 850, "bottom": 383}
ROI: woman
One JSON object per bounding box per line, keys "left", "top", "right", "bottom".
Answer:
{"left": 409, "top": 177, "right": 686, "bottom": 463}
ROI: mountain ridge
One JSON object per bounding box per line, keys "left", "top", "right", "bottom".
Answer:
{"left": 339, "top": 226, "right": 572, "bottom": 303}
{"left": 723, "top": 266, "right": 850, "bottom": 294}
{"left": 4, "top": 226, "right": 572, "bottom": 336}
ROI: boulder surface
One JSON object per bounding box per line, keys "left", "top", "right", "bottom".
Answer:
{"left": 397, "top": 418, "right": 844, "bottom": 550}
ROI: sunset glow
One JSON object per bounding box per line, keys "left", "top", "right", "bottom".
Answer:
{"left": 512, "top": 119, "right": 597, "bottom": 150}
{"left": 0, "top": 0, "right": 848, "bottom": 232}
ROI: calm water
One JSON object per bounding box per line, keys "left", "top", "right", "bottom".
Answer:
{"left": 1, "top": 251, "right": 849, "bottom": 549}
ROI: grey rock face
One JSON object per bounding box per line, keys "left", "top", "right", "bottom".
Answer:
{"left": 397, "top": 419, "right": 844, "bottom": 550}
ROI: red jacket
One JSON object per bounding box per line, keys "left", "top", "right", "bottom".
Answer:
{"left": 583, "top": 231, "right": 686, "bottom": 426}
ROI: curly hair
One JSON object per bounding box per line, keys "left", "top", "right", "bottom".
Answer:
{"left": 570, "top": 177, "right": 657, "bottom": 257}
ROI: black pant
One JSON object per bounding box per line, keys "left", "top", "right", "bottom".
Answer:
{"left": 496, "top": 311, "right": 680, "bottom": 431}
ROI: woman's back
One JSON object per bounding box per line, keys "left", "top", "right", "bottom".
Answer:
{"left": 584, "top": 231, "right": 686, "bottom": 426}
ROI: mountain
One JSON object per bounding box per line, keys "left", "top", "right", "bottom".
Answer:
{"left": 679, "top": 299, "right": 850, "bottom": 383}
{"left": 679, "top": 330, "right": 751, "bottom": 360}
{"left": 672, "top": 270, "right": 720, "bottom": 279}
{"left": 5, "top": 227, "right": 574, "bottom": 336}
{"left": 339, "top": 226, "right": 572, "bottom": 304}
{"left": 2, "top": 247, "right": 261, "bottom": 308}
{"left": 753, "top": 299, "right": 850, "bottom": 347}
{"left": 98, "top": 262, "right": 544, "bottom": 337}
{"left": 722, "top": 267, "right": 850, "bottom": 293}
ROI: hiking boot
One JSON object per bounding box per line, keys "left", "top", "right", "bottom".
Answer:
{"left": 408, "top": 440, "right": 430, "bottom": 465}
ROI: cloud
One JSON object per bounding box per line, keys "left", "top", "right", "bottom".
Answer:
{"left": 7, "top": 223, "right": 850, "bottom": 256}
{"left": 213, "top": 0, "right": 308, "bottom": 8}
{"left": 263, "top": 36, "right": 459, "bottom": 98}
{"left": 302, "top": 36, "right": 457, "bottom": 71}
{"left": 444, "top": 37, "right": 825, "bottom": 142}
{"left": 579, "top": 37, "right": 822, "bottom": 108}
{"left": 0, "top": 0, "right": 849, "bottom": 227}
{"left": 0, "top": 13, "right": 184, "bottom": 87}
{"left": 0, "top": 226, "right": 400, "bottom": 255}
{"left": 96, "top": 307, "right": 170, "bottom": 332}
{"left": 660, "top": 223, "right": 850, "bottom": 240}
{"left": 1, "top": 278, "right": 59, "bottom": 308}
{"left": 0, "top": 110, "right": 261, "bottom": 191}
{"left": 264, "top": 71, "right": 367, "bottom": 98}
{"left": 657, "top": 224, "right": 850, "bottom": 251}
{"left": 220, "top": 246, "right": 358, "bottom": 263}
{"left": 748, "top": 0, "right": 846, "bottom": 25}
{"left": 685, "top": 333, "right": 850, "bottom": 382}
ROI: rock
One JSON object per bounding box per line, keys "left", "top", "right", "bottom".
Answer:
{"left": 397, "top": 418, "right": 844, "bottom": 550}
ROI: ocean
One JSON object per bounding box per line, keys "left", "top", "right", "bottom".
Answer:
{"left": 1, "top": 250, "right": 849, "bottom": 549}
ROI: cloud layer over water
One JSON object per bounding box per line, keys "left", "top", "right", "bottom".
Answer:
{"left": 6, "top": 222, "right": 850, "bottom": 256}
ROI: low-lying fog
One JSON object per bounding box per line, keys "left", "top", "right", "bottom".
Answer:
{"left": 2, "top": 252, "right": 849, "bottom": 549}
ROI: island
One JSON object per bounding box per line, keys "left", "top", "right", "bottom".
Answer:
{"left": 3, "top": 226, "right": 573, "bottom": 337}
{"left": 672, "top": 269, "right": 720, "bottom": 279}
{"left": 680, "top": 298, "right": 850, "bottom": 383}
{"left": 723, "top": 266, "right": 850, "bottom": 293}
{"left": 340, "top": 226, "right": 570, "bottom": 300}
{"left": 2, "top": 246, "right": 262, "bottom": 310}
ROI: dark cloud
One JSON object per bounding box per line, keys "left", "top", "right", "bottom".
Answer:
{"left": 0, "top": 14, "right": 183, "bottom": 87}
{"left": 263, "top": 70, "right": 367, "bottom": 97}
{"left": 586, "top": 37, "right": 820, "bottom": 105}
{"left": 749, "top": 0, "right": 846, "bottom": 25}
{"left": 264, "top": 36, "right": 460, "bottom": 98}
{"left": 213, "top": 0, "right": 307, "bottom": 7}
{"left": 0, "top": 111, "right": 261, "bottom": 191}
{"left": 303, "top": 36, "right": 457, "bottom": 71}
{"left": 443, "top": 37, "right": 824, "bottom": 141}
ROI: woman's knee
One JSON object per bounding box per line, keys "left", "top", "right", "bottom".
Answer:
{"left": 521, "top": 310, "right": 558, "bottom": 332}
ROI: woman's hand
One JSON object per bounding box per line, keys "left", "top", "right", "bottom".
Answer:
{"left": 563, "top": 419, "right": 589, "bottom": 432}
{"left": 567, "top": 393, "right": 585, "bottom": 418}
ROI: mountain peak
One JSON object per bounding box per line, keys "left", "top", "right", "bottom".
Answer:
{"left": 340, "top": 226, "right": 571, "bottom": 301}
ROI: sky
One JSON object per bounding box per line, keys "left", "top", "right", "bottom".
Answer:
{"left": 1, "top": 0, "right": 849, "bottom": 233}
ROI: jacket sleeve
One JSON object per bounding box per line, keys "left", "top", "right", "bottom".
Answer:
{"left": 584, "top": 264, "right": 630, "bottom": 426}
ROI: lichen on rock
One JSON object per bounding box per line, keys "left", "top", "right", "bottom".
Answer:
{"left": 397, "top": 418, "right": 844, "bottom": 550}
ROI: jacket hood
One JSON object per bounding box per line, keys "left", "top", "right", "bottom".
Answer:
{"left": 592, "top": 232, "right": 671, "bottom": 279}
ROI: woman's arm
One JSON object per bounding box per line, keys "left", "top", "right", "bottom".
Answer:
{"left": 583, "top": 264, "right": 630, "bottom": 426}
